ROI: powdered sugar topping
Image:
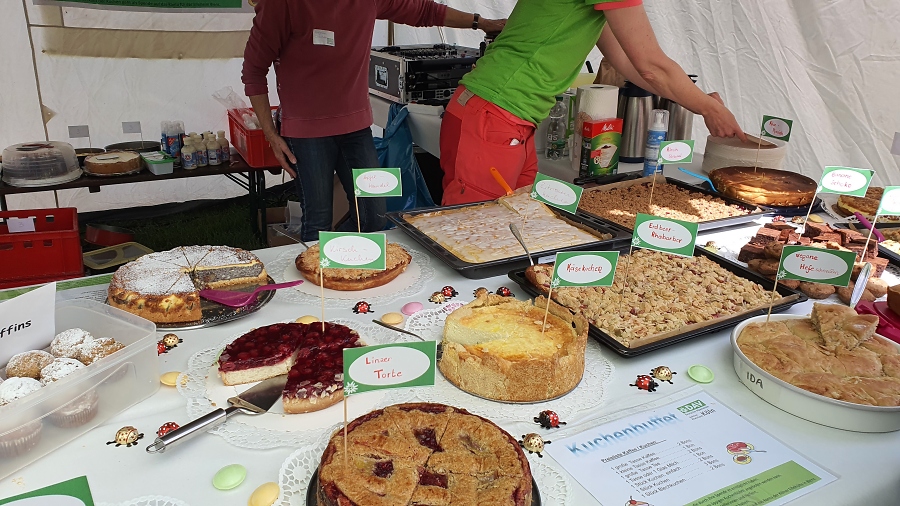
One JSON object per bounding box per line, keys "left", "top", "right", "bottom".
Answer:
{"left": 50, "top": 328, "right": 93, "bottom": 358}
{"left": 40, "top": 358, "right": 84, "bottom": 385}
{"left": 0, "top": 377, "right": 42, "bottom": 405}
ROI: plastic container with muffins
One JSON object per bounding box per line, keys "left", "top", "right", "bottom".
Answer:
{"left": 732, "top": 314, "right": 900, "bottom": 433}
{"left": 0, "top": 298, "right": 158, "bottom": 479}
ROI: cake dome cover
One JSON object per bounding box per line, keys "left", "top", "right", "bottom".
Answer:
{"left": 2, "top": 141, "right": 81, "bottom": 187}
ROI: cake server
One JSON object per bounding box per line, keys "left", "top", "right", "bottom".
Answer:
{"left": 676, "top": 167, "right": 717, "bottom": 192}
{"left": 199, "top": 280, "right": 303, "bottom": 307}
{"left": 509, "top": 223, "right": 534, "bottom": 265}
{"left": 146, "top": 374, "right": 288, "bottom": 454}
{"left": 372, "top": 319, "right": 443, "bottom": 360}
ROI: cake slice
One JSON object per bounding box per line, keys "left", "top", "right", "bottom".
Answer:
{"left": 282, "top": 323, "right": 364, "bottom": 414}
{"left": 192, "top": 247, "right": 267, "bottom": 289}
{"left": 217, "top": 323, "right": 306, "bottom": 385}
{"left": 810, "top": 303, "right": 879, "bottom": 351}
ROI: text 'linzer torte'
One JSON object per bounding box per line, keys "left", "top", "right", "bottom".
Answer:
{"left": 316, "top": 403, "right": 532, "bottom": 506}
{"left": 108, "top": 245, "right": 267, "bottom": 323}
{"left": 709, "top": 166, "right": 817, "bottom": 207}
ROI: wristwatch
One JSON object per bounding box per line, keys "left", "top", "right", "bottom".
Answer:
{"left": 472, "top": 13, "right": 480, "bottom": 30}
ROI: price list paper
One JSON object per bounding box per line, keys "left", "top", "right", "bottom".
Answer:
{"left": 545, "top": 392, "right": 834, "bottom": 506}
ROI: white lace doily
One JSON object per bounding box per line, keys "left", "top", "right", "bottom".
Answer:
{"left": 178, "top": 319, "right": 416, "bottom": 449}
{"left": 277, "top": 431, "right": 571, "bottom": 506}
{"left": 97, "top": 497, "right": 190, "bottom": 506}
{"left": 402, "top": 305, "right": 614, "bottom": 422}
{"left": 266, "top": 244, "right": 435, "bottom": 308}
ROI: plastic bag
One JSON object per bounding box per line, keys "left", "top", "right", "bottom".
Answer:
{"left": 374, "top": 104, "right": 436, "bottom": 216}
{"left": 212, "top": 86, "right": 260, "bottom": 129}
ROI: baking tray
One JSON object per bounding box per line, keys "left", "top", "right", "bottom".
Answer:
{"left": 507, "top": 243, "right": 808, "bottom": 357}
{"left": 306, "top": 467, "right": 541, "bottom": 505}
{"left": 831, "top": 222, "right": 900, "bottom": 266}
{"left": 694, "top": 181, "right": 824, "bottom": 217}
{"left": 386, "top": 204, "right": 630, "bottom": 279}
{"left": 577, "top": 174, "right": 768, "bottom": 232}
{"left": 733, "top": 314, "right": 900, "bottom": 432}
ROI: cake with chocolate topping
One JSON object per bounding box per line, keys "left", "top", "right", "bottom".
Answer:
{"left": 316, "top": 403, "right": 532, "bottom": 506}
{"left": 108, "top": 246, "right": 267, "bottom": 323}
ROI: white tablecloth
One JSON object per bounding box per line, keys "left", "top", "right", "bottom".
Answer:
{"left": 2, "top": 214, "right": 900, "bottom": 505}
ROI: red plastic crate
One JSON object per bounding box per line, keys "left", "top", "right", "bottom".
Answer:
{"left": 0, "top": 208, "right": 83, "bottom": 289}
{"left": 228, "top": 107, "right": 281, "bottom": 168}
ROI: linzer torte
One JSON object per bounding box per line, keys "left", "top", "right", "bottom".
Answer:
{"left": 217, "top": 322, "right": 364, "bottom": 414}
{"left": 108, "top": 245, "right": 267, "bottom": 323}
{"left": 316, "top": 403, "right": 532, "bottom": 506}
{"left": 709, "top": 166, "right": 817, "bottom": 207}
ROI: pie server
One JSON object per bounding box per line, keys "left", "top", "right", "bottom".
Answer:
{"left": 146, "top": 374, "right": 288, "bottom": 454}
{"left": 372, "top": 319, "right": 443, "bottom": 360}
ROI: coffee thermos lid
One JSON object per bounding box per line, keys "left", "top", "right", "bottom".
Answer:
{"left": 620, "top": 80, "right": 652, "bottom": 98}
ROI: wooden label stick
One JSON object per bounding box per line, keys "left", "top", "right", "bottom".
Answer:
{"left": 752, "top": 130, "right": 763, "bottom": 173}
{"left": 798, "top": 191, "right": 819, "bottom": 236}
{"left": 541, "top": 288, "right": 553, "bottom": 335}
{"left": 765, "top": 277, "right": 780, "bottom": 324}
{"left": 354, "top": 195, "right": 361, "bottom": 233}
{"left": 861, "top": 212, "right": 879, "bottom": 260}
{"left": 320, "top": 266, "right": 326, "bottom": 332}
{"left": 343, "top": 394, "right": 348, "bottom": 469}
{"left": 647, "top": 170, "right": 659, "bottom": 209}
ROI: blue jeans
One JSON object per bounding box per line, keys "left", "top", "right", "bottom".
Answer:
{"left": 284, "top": 128, "right": 387, "bottom": 242}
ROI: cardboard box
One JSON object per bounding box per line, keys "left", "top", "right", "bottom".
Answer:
{"left": 579, "top": 118, "right": 623, "bottom": 177}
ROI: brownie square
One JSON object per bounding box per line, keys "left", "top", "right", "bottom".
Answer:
{"left": 798, "top": 237, "right": 811, "bottom": 245}
{"left": 778, "top": 229, "right": 792, "bottom": 241}
{"left": 802, "top": 222, "right": 832, "bottom": 238}
{"left": 786, "top": 233, "right": 801, "bottom": 244}
{"left": 738, "top": 243, "right": 767, "bottom": 262}
{"left": 817, "top": 232, "right": 842, "bottom": 243}
{"left": 765, "top": 221, "right": 795, "bottom": 231}
{"left": 836, "top": 228, "right": 865, "bottom": 245}
{"left": 869, "top": 257, "right": 889, "bottom": 278}
{"left": 754, "top": 227, "right": 782, "bottom": 244}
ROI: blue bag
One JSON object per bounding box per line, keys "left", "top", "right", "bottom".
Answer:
{"left": 373, "top": 103, "right": 436, "bottom": 216}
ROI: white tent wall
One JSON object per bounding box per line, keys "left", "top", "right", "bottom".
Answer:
{"left": 0, "top": 1, "right": 897, "bottom": 214}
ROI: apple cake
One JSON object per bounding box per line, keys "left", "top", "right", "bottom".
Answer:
{"left": 296, "top": 243, "right": 411, "bottom": 291}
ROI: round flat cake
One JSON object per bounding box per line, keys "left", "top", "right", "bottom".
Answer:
{"left": 834, "top": 187, "right": 883, "bottom": 219}
{"left": 709, "top": 166, "right": 817, "bottom": 207}
{"left": 84, "top": 151, "right": 141, "bottom": 175}
{"left": 296, "top": 243, "right": 411, "bottom": 291}
{"left": 317, "top": 403, "right": 532, "bottom": 506}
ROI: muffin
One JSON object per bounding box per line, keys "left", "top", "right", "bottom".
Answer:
{"left": 48, "top": 389, "right": 99, "bottom": 428}
{"left": 0, "top": 377, "right": 43, "bottom": 406}
{"left": 76, "top": 337, "right": 125, "bottom": 365}
{"left": 40, "top": 358, "right": 84, "bottom": 386}
{"left": 50, "top": 328, "right": 93, "bottom": 358}
{"left": 5, "top": 350, "right": 55, "bottom": 379}
{"left": 0, "top": 420, "right": 42, "bottom": 458}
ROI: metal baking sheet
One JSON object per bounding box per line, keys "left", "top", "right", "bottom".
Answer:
{"left": 577, "top": 175, "right": 768, "bottom": 232}
{"left": 386, "top": 204, "right": 630, "bottom": 279}
{"left": 832, "top": 222, "right": 900, "bottom": 266}
{"left": 507, "top": 243, "right": 808, "bottom": 357}
{"left": 306, "top": 466, "right": 542, "bottom": 505}
{"left": 694, "top": 181, "right": 824, "bottom": 217}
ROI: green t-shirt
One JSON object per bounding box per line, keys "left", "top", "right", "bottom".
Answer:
{"left": 461, "top": 0, "right": 614, "bottom": 125}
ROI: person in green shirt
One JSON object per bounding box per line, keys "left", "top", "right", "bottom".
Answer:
{"left": 439, "top": 0, "right": 746, "bottom": 205}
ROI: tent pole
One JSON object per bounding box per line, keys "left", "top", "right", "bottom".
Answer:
{"left": 21, "top": 0, "right": 51, "bottom": 143}
{"left": 388, "top": 21, "right": 394, "bottom": 46}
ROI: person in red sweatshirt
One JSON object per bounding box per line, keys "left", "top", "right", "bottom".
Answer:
{"left": 243, "top": 0, "right": 505, "bottom": 241}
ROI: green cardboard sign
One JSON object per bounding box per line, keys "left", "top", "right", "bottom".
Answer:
{"left": 343, "top": 341, "right": 436, "bottom": 395}
{"left": 530, "top": 172, "right": 583, "bottom": 214}
{"left": 551, "top": 251, "right": 619, "bottom": 288}
{"left": 631, "top": 213, "right": 698, "bottom": 257}
{"left": 657, "top": 140, "right": 695, "bottom": 164}
{"left": 877, "top": 186, "right": 900, "bottom": 216}
{"left": 0, "top": 476, "right": 94, "bottom": 505}
{"left": 761, "top": 115, "right": 793, "bottom": 142}
{"left": 352, "top": 168, "right": 403, "bottom": 197}
{"left": 818, "top": 166, "right": 874, "bottom": 196}
{"left": 777, "top": 245, "right": 855, "bottom": 287}
{"left": 318, "top": 232, "right": 386, "bottom": 271}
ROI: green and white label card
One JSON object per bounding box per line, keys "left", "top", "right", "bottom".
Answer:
{"left": 632, "top": 213, "right": 698, "bottom": 257}
{"left": 551, "top": 251, "right": 619, "bottom": 288}
{"left": 343, "top": 341, "right": 436, "bottom": 395}
{"left": 318, "top": 232, "right": 386, "bottom": 270}
{"left": 818, "top": 166, "right": 874, "bottom": 196}
{"left": 658, "top": 140, "right": 695, "bottom": 165}
{"left": 352, "top": 168, "right": 403, "bottom": 197}
{"left": 877, "top": 186, "right": 900, "bottom": 216}
{"left": 0, "top": 476, "right": 94, "bottom": 505}
{"left": 761, "top": 115, "right": 793, "bottom": 141}
{"left": 530, "top": 172, "right": 583, "bottom": 214}
{"left": 777, "top": 245, "right": 855, "bottom": 287}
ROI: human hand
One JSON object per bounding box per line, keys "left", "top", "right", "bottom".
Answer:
{"left": 266, "top": 132, "right": 297, "bottom": 177}
{"left": 479, "top": 18, "right": 507, "bottom": 35}
{"left": 702, "top": 94, "right": 747, "bottom": 142}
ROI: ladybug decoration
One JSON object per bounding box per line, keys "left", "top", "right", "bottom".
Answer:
{"left": 630, "top": 374, "right": 659, "bottom": 392}
{"left": 352, "top": 301, "right": 373, "bottom": 314}
{"left": 625, "top": 497, "right": 651, "bottom": 506}
{"left": 107, "top": 426, "right": 144, "bottom": 448}
{"left": 534, "top": 410, "right": 567, "bottom": 429}
{"left": 440, "top": 286, "right": 458, "bottom": 298}
{"left": 162, "top": 333, "right": 182, "bottom": 349}
{"left": 157, "top": 341, "right": 167, "bottom": 355}
{"left": 428, "top": 292, "right": 446, "bottom": 304}
{"left": 496, "top": 287, "right": 514, "bottom": 297}
{"left": 519, "top": 433, "right": 551, "bottom": 457}
{"left": 650, "top": 366, "right": 676, "bottom": 384}
{"left": 473, "top": 287, "right": 490, "bottom": 298}
{"left": 156, "top": 422, "right": 180, "bottom": 438}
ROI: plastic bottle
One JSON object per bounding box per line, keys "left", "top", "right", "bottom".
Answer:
{"left": 194, "top": 135, "right": 208, "bottom": 167}
{"left": 160, "top": 121, "right": 171, "bottom": 156}
{"left": 173, "top": 121, "right": 186, "bottom": 160}
{"left": 545, "top": 96, "right": 568, "bottom": 160}
{"left": 206, "top": 133, "right": 221, "bottom": 166}
{"left": 181, "top": 138, "right": 197, "bottom": 170}
{"left": 217, "top": 131, "right": 230, "bottom": 164}
{"left": 642, "top": 109, "right": 670, "bottom": 177}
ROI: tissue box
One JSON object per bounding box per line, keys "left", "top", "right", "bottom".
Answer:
{"left": 141, "top": 151, "right": 175, "bottom": 175}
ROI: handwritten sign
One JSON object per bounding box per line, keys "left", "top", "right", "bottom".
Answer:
{"left": 67, "top": 125, "right": 90, "bottom": 139}
{"left": 121, "top": 121, "right": 142, "bottom": 135}
{"left": 0, "top": 283, "right": 55, "bottom": 366}
{"left": 343, "top": 341, "right": 436, "bottom": 395}
{"left": 878, "top": 186, "right": 900, "bottom": 216}
{"left": 818, "top": 166, "right": 873, "bottom": 197}
{"left": 318, "top": 232, "right": 386, "bottom": 270}
{"left": 777, "top": 246, "right": 855, "bottom": 287}
{"left": 6, "top": 217, "right": 36, "bottom": 233}
{"left": 530, "top": 172, "right": 583, "bottom": 214}
{"left": 761, "top": 115, "right": 793, "bottom": 142}
{"left": 352, "top": 168, "right": 402, "bottom": 197}
{"left": 631, "top": 213, "right": 698, "bottom": 257}
{"left": 657, "top": 140, "right": 695, "bottom": 165}
{"left": 551, "top": 251, "right": 619, "bottom": 287}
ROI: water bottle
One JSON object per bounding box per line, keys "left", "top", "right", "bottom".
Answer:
{"left": 642, "top": 109, "right": 670, "bottom": 177}
{"left": 545, "top": 96, "right": 568, "bottom": 160}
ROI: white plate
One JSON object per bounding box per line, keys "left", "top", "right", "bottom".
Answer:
{"left": 282, "top": 256, "right": 421, "bottom": 300}
{"left": 732, "top": 314, "right": 900, "bottom": 432}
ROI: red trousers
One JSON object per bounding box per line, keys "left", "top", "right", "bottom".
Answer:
{"left": 439, "top": 86, "right": 538, "bottom": 205}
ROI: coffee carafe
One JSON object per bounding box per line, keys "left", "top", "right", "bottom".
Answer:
{"left": 618, "top": 81, "right": 653, "bottom": 163}
{"left": 656, "top": 75, "right": 697, "bottom": 141}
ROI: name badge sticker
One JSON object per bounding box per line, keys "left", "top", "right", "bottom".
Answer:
{"left": 313, "top": 29, "right": 335, "bottom": 47}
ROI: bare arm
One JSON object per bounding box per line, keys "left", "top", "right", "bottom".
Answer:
{"left": 600, "top": 6, "right": 746, "bottom": 141}
{"left": 443, "top": 8, "right": 506, "bottom": 33}
{"left": 248, "top": 94, "right": 297, "bottom": 176}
